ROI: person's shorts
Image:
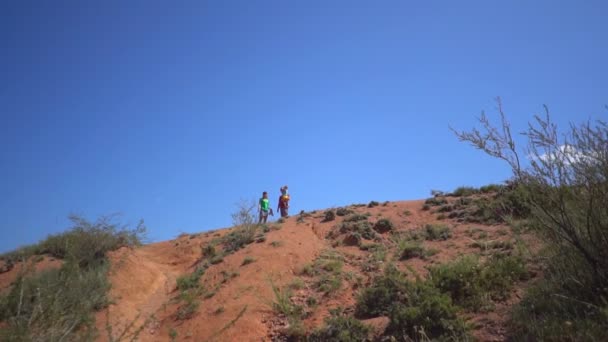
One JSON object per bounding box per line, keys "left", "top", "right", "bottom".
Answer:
{"left": 260, "top": 210, "right": 269, "bottom": 218}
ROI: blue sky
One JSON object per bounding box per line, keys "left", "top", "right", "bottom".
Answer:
{"left": 1, "top": 1, "right": 606, "bottom": 252}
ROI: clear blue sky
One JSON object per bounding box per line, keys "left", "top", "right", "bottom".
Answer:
{"left": 1, "top": 1, "right": 606, "bottom": 252}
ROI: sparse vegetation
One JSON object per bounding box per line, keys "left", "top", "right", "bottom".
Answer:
{"left": 300, "top": 251, "right": 345, "bottom": 296}
{"left": 289, "top": 278, "right": 305, "bottom": 290}
{"left": 0, "top": 215, "right": 145, "bottom": 340}
{"left": 222, "top": 201, "right": 258, "bottom": 253}
{"left": 452, "top": 186, "right": 480, "bottom": 197}
{"left": 270, "top": 240, "right": 283, "bottom": 248}
{"left": 424, "top": 223, "right": 452, "bottom": 240}
{"left": 424, "top": 197, "right": 448, "bottom": 207}
{"left": 368, "top": 201, "right": 380, "bottom": 208}
{"left": 454, "top": 103, "right": 608, "bottom": 339}
{"left": 241, "top": 256, "right": 255, "bottom": 266}
{"left": 210, "top": 254, "right": 224, "bottom": 264}
{"left": 269, "top": 281, "right": 306, "bottom": 339}
{"left": 176, "top": 266, "right": 206, "bottom": 291}
{"left": 309, "top": 311, "right": 370, "bottom": 342}
{"left": 222, "top": 228, "right": 256, "bottom": 253}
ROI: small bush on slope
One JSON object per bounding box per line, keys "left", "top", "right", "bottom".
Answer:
{"left": 424, "top": 224, "right": 452, "bottom": 241}
{"left": 323, "top": 210, "right": 336, "bottom": 222}
{"left": 308, "top": 312, "right": 370, "bottom": 342}
{"left": 373, "top": 218, "right": 394, "bottom": 233}
{"left": 1, "top": 215, "right": 145, "bottom": 269}
{"left": 335, "top": 208, "right": 353, "bottom": 216}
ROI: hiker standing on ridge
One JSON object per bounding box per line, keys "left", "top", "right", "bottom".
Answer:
{"left": 258, "top": 191, "right": 272, "bottom": 224}
{"left": 278, "top": 186, "right": 290, "bottom": 218}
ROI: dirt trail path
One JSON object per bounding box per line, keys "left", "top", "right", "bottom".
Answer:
{"left": 96, "top": 239, "right": 202, "bottom": 340}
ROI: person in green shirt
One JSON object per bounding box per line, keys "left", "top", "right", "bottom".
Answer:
{"left": 258, "top": 191, "right": 272, "bottom": 224}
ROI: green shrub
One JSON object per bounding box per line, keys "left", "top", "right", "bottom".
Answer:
{"left": 335, "top": 220, "right": 376, "bottom": 241}
{"left": 315, "top": 273, "right": 343, "bottom": 294}
{"left": 176, "top": 267, "right": 205, "bottom": 291}
{"left": 289, "top": 278, "right": 305, "bottom": 290}
{"left": 270, "top": 240, "right": 283, "bottom": 247}
{"left": 343, "top": 214, "right": 369, "bottom": 222}
{"left": 355, "top": 264, "right": 408, "bottom": 318}
{"left": 222, "top": 226, "right": 256, "bottom": 253}
{"left": 429, "top": 254, "right": 528, "bottom": 310}
{"left": 309, "top": 314, "right": 371, "bottom": 342}
{"left": 355, "top": 264, "right": 468, "bottom": 340}
{"left": 202, "top": 244, "right": 216, "bottom": 258}
{"left": 452, "top": 186, "right": 479, "bottom": 197}
{"left": 0, "top": 215, "right": 145, "bottom": 341}
{"left": 373, "top": 218, "right": 393, "bottom": 233}
{"left": 428, "top": 256, "right": 483, "bottom": 309}
{"left": 368, "top": 201, "right": 380, "bottom": 208}
{"left": 510, "top": 277, "right": 608, "bottom": 341}
{"left": 300, "top": 251, "right": 344, "bottom": 295}
{"left": 270, "top": 281, "right": 303, "bottom": 319}
{"left": 455, "top": 112, "right": 608, "bottom": 339}
{"left": 479, "top": 254, "right": 528, "bottom": 300}
{"left": 176, "top": 298, "right": 199, "bottom": 320}
{"left": 255, "top": 235, "right": 267, "bottom": 243}
{"left": 241, "top": 256, "right": 255, "bottom": 266}
{"left": 470, "top": 239, "right": 513, "bottom": 252}
{"left": 424, "top": 224, "right": 452, "bottom": 240}
{"left": 335, "top": 208, "right": 353, "bottom": 216}
{"left": 1, "top": 215, "right": 145, "bottom": 269}
{"left": 323, "top": 210, "right": 336, "bottom": 222}
{"left": 210, "top": 255, "right": 224, "bottom": 264}
{"left": 479, "top": 184, "right": 503, "bottom": 193}
{"left": 424, "top": 197, "right": 448, "bottom": 206}
{"left": 437, "top": 205, "right": 454, "bottom": 213}
{"left": 386, "top": 281, "right": 467, "bottom": 340}
{"left": 398, "top": 241, "right": 428, "bottom": 260}
{"left": 0, "top": 262, "right": 111, "bottom": 340}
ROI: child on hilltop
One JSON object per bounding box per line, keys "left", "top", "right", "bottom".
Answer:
{"left": 277, "top": 185, "right": 290, "bottom": 218}
{"left": 258, "top": 191, "right": 272, "bottom": 224}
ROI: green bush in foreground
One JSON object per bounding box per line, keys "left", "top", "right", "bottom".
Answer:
{"left": 0, "top": 215, "right": 145, "bottom": 341}
{"left": 429, "top": 254, "right": 528, "bottom": 310}
{"left": 1, "top": 215, "right": 146, "bottom": 268}
{"left": 0, "top": 263, "right": 111, "bottom": 340}
{"left": 454, "top": 108, "right": 608, "bottom": 338}
{"left": 355, "top": 265, "right": 467, "bottom": 340}
{"left": 509, "top": 248, "right": 608, "bottom": 340}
